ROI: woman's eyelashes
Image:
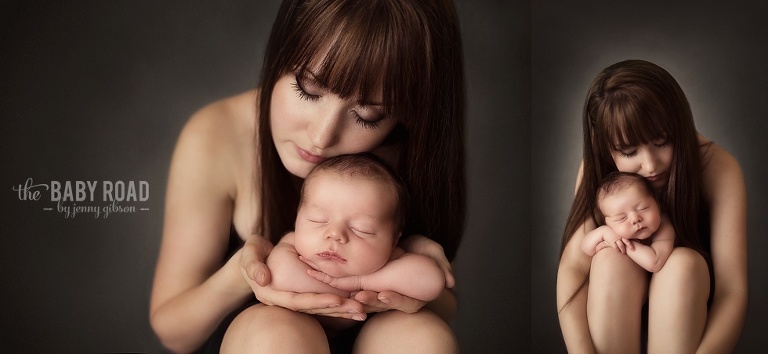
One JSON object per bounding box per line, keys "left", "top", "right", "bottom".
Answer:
{"left": 354, "top": 111, "right": 381, "bottom": 130}
{"left": 292, "top": 78, "right": 320, "bottom": 102}
{"left": 615, "top": 139, "right": 670, "bottom": 158}
{"left": 292, "top": 73, "right": 383, "bottom": 130}
{"left": 614, "top": 146, "right": 637, "bottom": 158}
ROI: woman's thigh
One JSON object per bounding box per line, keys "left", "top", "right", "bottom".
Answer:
{"left": 647, "top": 247, "right": 709, "bottom": 354}
{"left": 353, "top": 309, "right": 458, "bottom": 354}
{"left": 220, "top": 304, "right": 330, "bottom": 354}
{"left": 588, "top": 249, "right": 649, "bottom": 354}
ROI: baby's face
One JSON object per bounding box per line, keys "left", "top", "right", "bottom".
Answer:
{"left": 294, "top": 172, "right": 399, "bottom": 277}
{"left": 600, "top": 184, "right": 661, "bottom": 240}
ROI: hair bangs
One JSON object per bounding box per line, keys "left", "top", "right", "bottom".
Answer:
{"left": 279, "top": 1, "right": 429, "bottom": 118}
{"left": 598, "top": 90, "right": 672, "bottom": 151}
{"left": 279, "top": 0, "right": 432, "bottom": 119}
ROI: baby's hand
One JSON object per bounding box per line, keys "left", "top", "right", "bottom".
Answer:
{"left": 622, "top": 238, "right": 636, "bottom": 252}
{"left": 307, "top": 269, "right": 363, "bottom": 292}
{"left": 602, "top": 229, "right": 628, "bottom": 254}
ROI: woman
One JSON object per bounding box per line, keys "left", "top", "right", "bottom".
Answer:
{"left": 150, "top": 0, "right": 466, "bottom": 353}
{"left": 557, "top": 60, "right": 747, "bottom": 353}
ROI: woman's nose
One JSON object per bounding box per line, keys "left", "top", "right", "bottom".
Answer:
{"left": 307, "top": 107, "right": 343, "bottom": 149}
{"left": 640, "top": 148, "right": 659, "bottom": 174}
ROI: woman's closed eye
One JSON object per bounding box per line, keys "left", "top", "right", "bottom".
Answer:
{"left": 292, "top": 74, "right": 321, "bottom": 102}
{"left": 352, "top": 110, "right": 381, "bottom": 130}
{"left": 292, "top": 72, "right": 385, "bottom": 130}
{"left": 651, "top": 137, "right": 670, "bottom": 149}
{"left": 613, "top": 145, "right": 637, "bottom": 158}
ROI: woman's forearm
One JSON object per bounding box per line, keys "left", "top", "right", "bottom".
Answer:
{"left": 150, "top": 251, "right": 253, "bottom": 353}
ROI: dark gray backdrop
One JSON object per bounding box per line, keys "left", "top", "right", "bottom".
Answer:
{"left": 532, "top": 1, "right": 768, "bottom": 353}
{"left": 0, "top": 1, "right": 529, "bottom": 352}
{"left": 3, "top": 0, "right": 766, "bottom": 353}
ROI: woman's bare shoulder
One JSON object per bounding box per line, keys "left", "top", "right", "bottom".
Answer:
{"left": 169, "top": 90, "right": 259, "bottom": 198}
{"left": 699, "top": 136, "right": 745, "bottom": 201}
{"left": 181, "top": 90, "right": 258, "bottom": 145}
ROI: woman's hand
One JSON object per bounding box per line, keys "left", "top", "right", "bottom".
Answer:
{"left": 400, "top": 235, "right": 455, "bottom": 288}
{"left": 239, "top": 235, "right": 366, "bottom": 320}
{"left": 354, "top": 290, "right": 427, "bottom": 314}
{"left": 240, "top": 234, "right": 274, "bottom": 287}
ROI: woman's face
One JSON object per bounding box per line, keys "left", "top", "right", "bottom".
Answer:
{"left": 609, "top": 137, "right": 673, "bottom": 190}
{"left": 270, "top": 70, "right": 399, "bottom": 178}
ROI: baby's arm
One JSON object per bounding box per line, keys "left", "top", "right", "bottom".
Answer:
{"left": 267, "top": 232, "right": 350, "bottom": 297}
{"left": 625, "top": 216, "right": 675, "bottom": 272}
{"left": 581, "top": 225, "right": 619, "bottom": 256}
{"left": 307, "top": 248, "right": 444, "bottom": 302}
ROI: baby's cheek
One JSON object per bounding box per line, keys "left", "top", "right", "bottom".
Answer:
{"left": 293, "top": 237, "right": 313, "bottom": 258}
{"left": 617, "top": 226, "right": 633, "bottom": 239}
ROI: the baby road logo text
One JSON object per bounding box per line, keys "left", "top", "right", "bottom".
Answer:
{"left": 12, "top": 178, "right": 150, "bottom": 219}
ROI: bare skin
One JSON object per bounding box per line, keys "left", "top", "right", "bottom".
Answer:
{"left": 150, "top": 91, "right": 458, "bottom": 353}
{"left": 557, "top": 136, "right": 747, "bottom": 354}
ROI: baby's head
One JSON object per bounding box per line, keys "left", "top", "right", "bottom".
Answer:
{"left": 294, "top": 153, "right": 406, "bottom": 277}
{"left": 597, "top": 172, "right": 661, "bottom": 240}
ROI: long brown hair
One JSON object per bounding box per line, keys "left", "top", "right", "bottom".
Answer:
{"left": 559, "top": 60, "right": 707, "bottom": 308}
{"left": 257, "top": 0, "right": 466, "bottom": 261}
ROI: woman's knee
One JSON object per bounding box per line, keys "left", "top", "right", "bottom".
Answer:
{"left": 353, "top": 310, "right": 458, "bottom": 354}
{"left": 651, "top": 247, "right": 710, "bottom": 297}
{"left": 590, "top": 250, "right": 648, "bottom": 297}
{"left": 221, "top": 305, "right": 329, "bottom": 354}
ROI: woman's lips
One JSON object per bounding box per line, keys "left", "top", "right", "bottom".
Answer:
{"left": 645, "top": 172, "right": 665, "bottom": 183}
{"left": 317, "top": 251, "right": 346, "bottom": 263}
{"left": 296, "top": 144, "right": 326, "bottom": 164}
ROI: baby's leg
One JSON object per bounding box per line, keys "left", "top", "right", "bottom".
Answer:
{"left": 221, "top": 304, "right": 329, "bottom": 354}
{"left": 647, "top": 247, "right": 709, "bottom": 353}
{"left": 588, "top": 249, "right": 648, "bottom": 354}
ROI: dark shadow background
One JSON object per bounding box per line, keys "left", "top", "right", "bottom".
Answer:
{"left": 0, "top": 1, "right": 529, "bottom": 352}
{"left": 531, "top": 1, "right": 768, "bottom": 352}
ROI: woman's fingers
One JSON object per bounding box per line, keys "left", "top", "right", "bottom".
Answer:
{"left": 287, "top": 292, "right": 366, "bottom": 320}
{"left": 251, "top": 284, "right": 365, "bottom": 320}
{"left": 354, "top": 290, "right": 425, "bottom": 314}
{"left": 240, "top": 236, "right": 274, "bottom": 286}
{"left": 404, "top": 235, "right": 455, "bottom": 288}
{"left": 441, "top": 262, "right": 456, "bottom": 288}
